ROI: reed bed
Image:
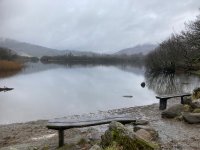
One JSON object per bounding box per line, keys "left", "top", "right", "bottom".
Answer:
{"left": 0, "top": 60, "right": 22, "bottom": 71}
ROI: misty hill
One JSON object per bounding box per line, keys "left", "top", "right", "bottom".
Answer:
{"left": 115, "top": 44, "right": 157, "bottom": 55}
{"left": 0, "top": 38, "right": 98, "bottom": 58}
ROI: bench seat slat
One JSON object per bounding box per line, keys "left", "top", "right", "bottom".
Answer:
{"left": 47, "top": 117, "right": 136, "bottom": 130}
{"left": 156, "top": 93, "right": 191, "bottom": 110}
{"left": 156, "top": 93, "right": 191, "bottom": 99}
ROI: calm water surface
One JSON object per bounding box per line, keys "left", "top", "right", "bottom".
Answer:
{"left": 0, "top": 63, "right": 200, "bottom": 124}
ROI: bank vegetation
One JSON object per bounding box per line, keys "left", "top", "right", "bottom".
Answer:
{"left": 40, "top": 53, "right": 144, "bottom": 66}
{"left": 145, "top": 12, "right": 200, "bottom": 74}
{"left": 0, "top": 47, "right": 23, "bottom": 72}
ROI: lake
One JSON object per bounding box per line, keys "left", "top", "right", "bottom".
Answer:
{"left": 0, "top": 62, "right": 199, "bottom": 124}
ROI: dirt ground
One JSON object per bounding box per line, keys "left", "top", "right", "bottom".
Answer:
{"left": 0, "top": 100, "right": 200, "bottom": 150}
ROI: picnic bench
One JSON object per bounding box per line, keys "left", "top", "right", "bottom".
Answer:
{"left": 47, "top": 116, "right": 136, "bottom": 147}
{"left": 156, "top": 93, "right": 191, "bottom": 110}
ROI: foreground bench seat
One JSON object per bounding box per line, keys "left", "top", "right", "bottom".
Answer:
{"left": 156, "top": 93, "right": 191, "bottom": 110}
{"left": 47, "top": 116, "right": 136, "bottom": 147}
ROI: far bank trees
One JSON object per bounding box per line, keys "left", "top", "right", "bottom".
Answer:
{"left": 145, "top": 12, "right": 200, "bottom": 73}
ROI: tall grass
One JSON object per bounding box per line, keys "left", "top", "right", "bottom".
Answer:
{"left": 0, "top": 60, "right": 22, "bottom": 71}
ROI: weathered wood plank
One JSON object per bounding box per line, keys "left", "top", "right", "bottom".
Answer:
{"left": 156, "top": 93, "right": 191, "bottom": 99}
{"left": 159, "top": 98, "right": 167, "bottom": 110}
{"left": 156, "top": 93, "right": 191, "bottom": 110}
{"left": 58, "top": 130, "right": 64, "bottom": 147}
{"left": 47, "top": 116, "right": 137, "bottom": 147}
{"left": 47, "top": 117, "right": 136, "bottom": 130}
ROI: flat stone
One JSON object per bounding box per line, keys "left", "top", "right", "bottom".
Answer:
{"left": 133, "top": 119, "right": 149, "bottom": 125}
{"left": 134, "top": 125, "right": 158, "bottom": 141}
{"left": 161, "top": 104, "right": 184, "bottom": 118}
{"left": 134, "top": 125, "right": 155, "bottom": 132}
{"left": 135, "top": 129, "right": 153, "bottom": 141}
{"left": 183, "top": 113, "right": 200, "bottom": 124}
{"left": 190, "top": 99, "right": 200, "bottom": 109}
{"left": 193, "top": 108, "right": 200, "bottom": 113}
{"left": 89, "top": 144, "right": 102, "bottom": 150}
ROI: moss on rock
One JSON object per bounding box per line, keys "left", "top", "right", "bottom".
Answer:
{"left": 183, "top": 104, "right": 192, "bottom": 112}
{"left": 192, "top": 87, "right": 200, "bottom": 100}
{"left": 101, "top": 121, "right": 159, "bottom": 150}
{"left": 193, "top": 108, "right": 200, "bottom": 113}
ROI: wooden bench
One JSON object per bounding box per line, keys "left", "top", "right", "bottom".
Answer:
{"left": 47, "top": 116, "right": 136, "bottom": 147}
{"left": 156, "top": 93, "right": 191, "bottom": 110}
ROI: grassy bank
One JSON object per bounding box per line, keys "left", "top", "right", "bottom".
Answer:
{"left": 0, "top": 60, "right": 22, "bottom": 71}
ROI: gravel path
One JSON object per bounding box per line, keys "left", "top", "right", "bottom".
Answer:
{"left": 0, "top": 100, "right": 200, "bottom": 150}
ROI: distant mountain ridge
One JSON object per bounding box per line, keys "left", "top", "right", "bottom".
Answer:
{"left": 0, "top": 38, "right": 97, "bottom": 58}
{"left": 115, "top": 44, "right": 157, "bottom": 55}
{"left": 0, "top": 38, "right": 157, "bottom": 57}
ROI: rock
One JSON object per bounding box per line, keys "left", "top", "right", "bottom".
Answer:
{"left": 175, "top": 115, "right": 184, "bottom": 121}
{"left": 124, "top": 124, "right": 134, "bottom": 131}
{"left": 182, "top": 96, "right": 192, "bottom": 105}
{"left": 89, "top": 144, "right": 102, "bottom": 150}
{"left": 135, "top": 129, "right": 153, "bottom": 141}
{"left": 133, "top": 119, "right": 149, "bottom": 125}
{"left": 134, "top": 125, "right": 154, "bottom": 132}
{"left": 183, "top": 113, "right": 200, "bottom": 124}
{"left": 190, "top": 99, "right": 200, "bottom": 109}
{"left": 193, "top": 108, "right": 200, "bottom": 113}
{"left": 183, "top": 104, "right": 192, "bottom": 112}
{"left": 141, "top": 82, "right": 145, "bottom": 88}
{"left": 134, "top": 125, "right": 158, "bottom": 141}
{"left": 125, "top": 119, "right": 149, "bottom": 127}
{"left": 101, "top": 121, "right": 134, "bottom": 148}
{"left": 161, "top": 104, "right": 185, "bottom": 118}
{"left": 101, "top": 121, "right": 158, "bottom": 150}
{"left": 88, "top": 132, "right": 101, "bottom": 142}
{"left": 192, "top": 87, "right": 200, "bottom": 100}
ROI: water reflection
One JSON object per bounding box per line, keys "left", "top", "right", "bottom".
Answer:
{"left": 0, "top": 70, "right": 21, "bottom": 78}
{"left": 1, "top": 62, "right": 200, "bottom": 124}
{"left": 0, "top": 63, "right": 155, "bottom": 124}
{"left": 145, "top": 72, "right": 200, "bottom": 95}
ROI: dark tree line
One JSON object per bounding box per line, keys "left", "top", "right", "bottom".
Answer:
{"left": 145, "top": 12, "right": 200, "bottom": 73}
{"left": 40, "top": 53, "right": 145, "bottom": 65}
{"left": 0, "top": 47, "right": 18, "bottom": 60}
{"left": 0, "top": 47, "right": 39, "bottom": 62}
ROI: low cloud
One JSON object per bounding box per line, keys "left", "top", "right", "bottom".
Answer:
{"left": 0, "top": 0, "right": 199, "bottom": 52}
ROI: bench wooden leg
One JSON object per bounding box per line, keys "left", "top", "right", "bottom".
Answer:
{"left": 58, "top": 129, "right": 64, "bottom": 147}
{"left": 181, "top": 96, "right": 184, "bottom": 104}
{"left": 159, "top": 99, "right": 167, "bottom": 110}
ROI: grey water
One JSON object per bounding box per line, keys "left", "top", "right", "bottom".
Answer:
{"left": 0, "top": 62, "right": 200, "bottom": 124}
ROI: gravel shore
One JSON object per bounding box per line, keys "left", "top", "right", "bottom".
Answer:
{"left": 0, "top": 100, "right": 200, "bottom": 150}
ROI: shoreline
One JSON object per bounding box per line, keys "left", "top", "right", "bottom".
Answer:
{"left": 0, "top": 101, "right": 200, "bottom": 149}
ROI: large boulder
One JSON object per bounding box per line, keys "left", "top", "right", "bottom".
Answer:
{"left": 190, "top": 99, "right": 200, "bottom": 109}
{"left": 161, "top": 104, "right": 185, "bottom": 118}
{"left": 101, "top": 121, "right": 158, "bottom": 150}
{"left": 183, "top": 113, "right": 200, "bottom": 124}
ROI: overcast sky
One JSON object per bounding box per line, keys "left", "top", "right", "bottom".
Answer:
{"left": 0, "top": 0, "right": 199, "bottom": 52}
